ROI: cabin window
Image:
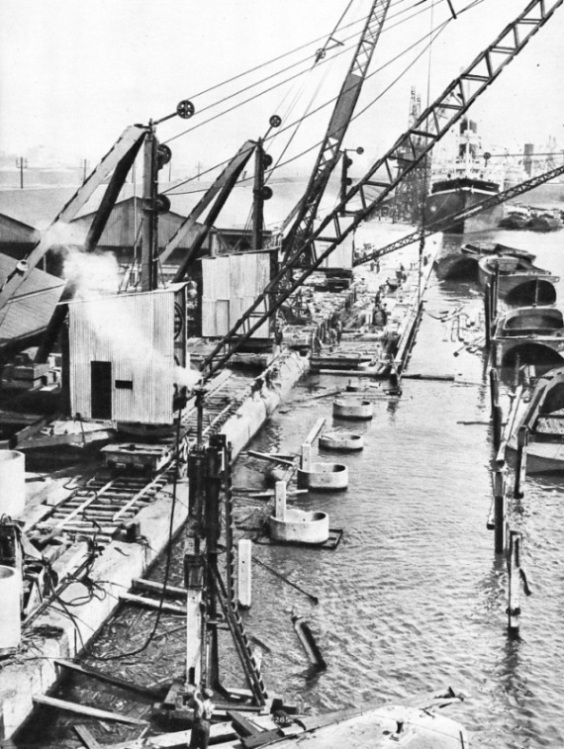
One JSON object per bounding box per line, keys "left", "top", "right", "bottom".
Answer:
{"left": 115, "top": 379, "right": 133, "bottom": 390}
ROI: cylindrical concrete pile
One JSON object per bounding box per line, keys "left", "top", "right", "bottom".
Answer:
{"left": 0, "top": 565, "right": 21, "bottom": 651}
{"left": 0, "top": 450, "right": 25, "bottom": 519}
{"left": 333, "top": 398, "right": 374, "bottom": 421}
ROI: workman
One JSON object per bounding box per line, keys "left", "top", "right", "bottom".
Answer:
{"left": 188, "top": 686, "right": 215, "bottom": 749}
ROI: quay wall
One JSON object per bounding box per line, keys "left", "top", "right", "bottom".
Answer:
{"left": 220, "top": 350, "right": 310, "bottom": 457}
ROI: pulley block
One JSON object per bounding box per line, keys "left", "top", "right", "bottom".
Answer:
{"left": 157, "top": 144, "right": 172, "bottom": 168}
{"left": 155, "top": 194, "right": 171, "bottom": 214}
{"left": 177, "top": 99, "right": 195, "bottom": 119}
{"left": 261, "top": 186, "right": 273, "bottom": 200}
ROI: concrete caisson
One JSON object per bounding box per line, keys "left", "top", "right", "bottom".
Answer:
{"left": 319, "top": 431, "right": 364, "bottom": 451}
{"left": 0, "top": 450, "right": 25, "bottom": 519}
{"left": 269, "top": 509, "right": 329, "bottom": 544}
{"left": 333, "top": 397, "right": 374, "bottom": 421}
{"left": 0, "top": 566, "right": 21, "bottom": 652}
{"left": 297, "top": 461, "right": 348, "bottom": 490}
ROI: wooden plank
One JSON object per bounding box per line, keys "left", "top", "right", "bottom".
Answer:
{"left": 55, "top": 659, "right": 162, "bottom": 698}
{"left": 246, "top": 450, "right": 295, "bottom": 467}
{"left": 242, "top": 729, "right": 283, "bottom": 749}
{"left": 132, "top": 578, "right": 187, "bottom": 598}
{"left": 94, "top": 724, "right": 238, "bottom": 749}
{"left": 303, "top": 418, "right": 325, "bottom": 446}
{"left": 74, "top": 725, "right": 102, "bottom": 749}
{"left": 150, "top": 723, "right": 237, "bottom": 749}
{"left": 32, "top": 694, "right": 148, "bottom": 725}
{"left": 226, "top": 711, "right": 264, "bottom": 738}
{"left": 319, "top": 368, "right": 384, "bottom": 377}
{"left": 119, "top": 592, "right": 187, "bottom": 615}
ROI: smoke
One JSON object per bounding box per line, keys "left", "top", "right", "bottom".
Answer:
{"left": 66, "top": 250, "right": 122, "bottom": 295}
{"left": 43, "top": 221, "right": 88, "bottom": 249}
{"left": 51, "top": 222, "right": 200, "bottom": 394}
{"left": 174, "top": 365, "right": 201, "bottom": 389}
{"left": 45, "top": 221, "right": 122, "bottom": 294}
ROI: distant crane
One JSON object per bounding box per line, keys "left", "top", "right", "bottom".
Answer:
{"left": 391, "top": 86, "right": 429, "bottom": 222}
{"left": 278, "top": 0, "right": 392, "bottom": 266}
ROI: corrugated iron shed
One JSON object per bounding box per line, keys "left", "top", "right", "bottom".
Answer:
{"left": 71, "top": 196, "right": 207, "bottom": 251}
{"left": 0, "top": 187, "right": 77, "bottom": 229}
{"left": 0, "top": 254, "right": 65, "bottom": 349}
{"left": 68, "top": 286, "right": 188, "bottom": 425}
{"left": 0, "top": 213, "right": 39, "bottom": 246}
{"left": 201, "top": 252, "right": 272, "bottom": 339}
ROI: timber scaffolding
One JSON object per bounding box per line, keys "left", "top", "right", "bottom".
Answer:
{"left": 0, "top": 239, "right": 436, "bottom": 739}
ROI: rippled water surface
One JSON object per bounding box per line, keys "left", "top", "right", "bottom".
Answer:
{"left": 239, "top": 225, "right": 564, "bottom": 748}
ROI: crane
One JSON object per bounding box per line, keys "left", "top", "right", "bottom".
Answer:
{"left": 199, "top": 0, "right": 564, "bottom": 379}
{"left": 278, "top": 0, "right": 392, "bottom": 265}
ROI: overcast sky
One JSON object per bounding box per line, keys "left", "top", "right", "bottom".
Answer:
{"left": 1, "top": 0, "right": 563, "bottom": 178}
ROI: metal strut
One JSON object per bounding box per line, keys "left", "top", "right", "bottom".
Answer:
{"left": 223, "top": 442, "right": 237, "bottom": 608}
{"left": 158, "top": 140, "right": 257, "bottom": 271}
{"left": 200, "top": 0, "right": 564, "bottom": 379}
{"left": 210, "top": 564, "right": 268, "bottom": 706}
{"left": 354, "top": 159, "right": 564, "bottom": 266}
{"left": 280, "top": 0, "right": 392, "bottom": 262}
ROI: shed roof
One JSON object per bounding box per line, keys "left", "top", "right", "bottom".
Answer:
{"left": 0, "top": 254, "right": 65, "bottom": 347}
{"left": 0, "top": 174, "right": 342, "bottom": 239}
{"left": 0, "top": 187, "right": 77, "bottom": 229}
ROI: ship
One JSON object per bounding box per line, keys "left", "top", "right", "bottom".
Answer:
{"left": 424, "top": 117, "right": 503, "bottom": 234}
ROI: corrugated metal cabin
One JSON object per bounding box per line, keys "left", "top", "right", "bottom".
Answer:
{"left": 68, "top": 284, "right": 189, "bottom": 425}
{"left": 318, "top": 230, "right": 354, "bottom": 272}
{"left": 201, "top": 251, "right": 274, "bottom": 340}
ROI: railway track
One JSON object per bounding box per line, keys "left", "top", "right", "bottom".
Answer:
{"left": 27, "top": 466, "right": 177, "bottom": 549}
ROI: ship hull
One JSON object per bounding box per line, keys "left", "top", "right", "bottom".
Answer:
{"left": 424, "top": 178, "right": 503, "bottom": 233}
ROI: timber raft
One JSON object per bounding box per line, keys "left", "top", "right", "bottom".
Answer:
{"left": 0, "top": 237, "right": 436, "bottom": 738}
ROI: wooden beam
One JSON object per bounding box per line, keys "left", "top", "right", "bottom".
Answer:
{"left": 99, "top": 723, "right": 237, "bottom": 749}
{"left": 74, "top": 725, "right": 102, "bottom": 749}
{"left": 32, "top": 695, "right": 148, "bottom": 725}
{"left": 226, "top": 711, "right": 264, "bottom": 738}
{"left": 119, "top": 592, "right": 187, "bottom": 615}
{"left": 246, "top": 451, "right": 295, "bottom": 467}
{"left": 55, "top": 659, "right": 162, "bottom": 698}
{"left": 303, "top": 418, "right": 325, "bottom": 446}
{"left": 132, "top": 578, "right": 187, "bottom": 598}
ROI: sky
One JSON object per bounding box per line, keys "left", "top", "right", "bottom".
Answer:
{"left": 1, "top": 0, "right": 564, "bottom": 181}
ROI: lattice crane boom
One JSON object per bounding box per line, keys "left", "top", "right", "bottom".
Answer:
{"left": 200, "top": 0, "right": 564, "bottom": 379}
{"left": 280, "top": 0, "right": 392, "bottom": 260}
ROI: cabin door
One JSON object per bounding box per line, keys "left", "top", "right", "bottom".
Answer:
{"left": 91, "top": 361, "right": 112, "bottom": 420}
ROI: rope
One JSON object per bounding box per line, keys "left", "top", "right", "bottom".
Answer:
{"left": 164, "top": 0, "right": 446, "bottom": 148}
{"left": 164, "top": 0, "right": 455, "bottom": 197}
{"left": 165, "top": 0, "right": 483, "bottom": 198}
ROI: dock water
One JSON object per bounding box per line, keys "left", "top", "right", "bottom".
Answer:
{"left": 9, "top": 224, "right": 564, "bottom": 749}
